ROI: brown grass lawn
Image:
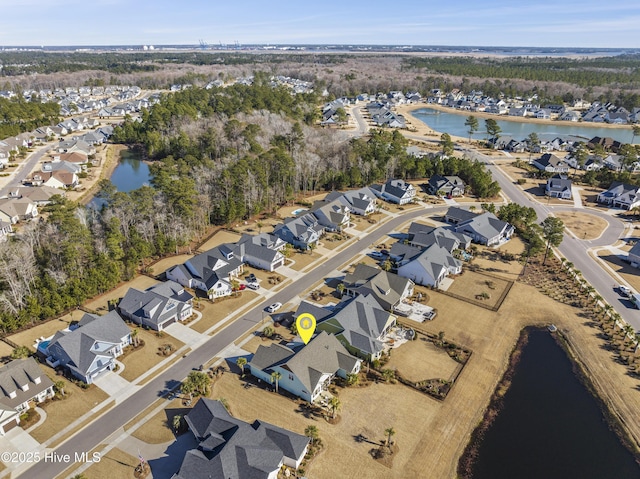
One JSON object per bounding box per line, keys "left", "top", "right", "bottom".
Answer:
{"left": 596, "top": 251, "right": 640, "bottom": 293}
{"left": 198, "top": 230, "right": 242, "bottom": 252}
{"left": 578, "top": 186, "right": 605, "bottom": 207}
{"left": 243, "top": 265, "right": 283, "bottom": 288}
{"left": 203, "top": 275, "right": 640, "bottom": 479}
{"left": 555, "top": 211, "right": 609, "bottom": 240}
{"left": 0, "top": 341, "right": 14, "bottom": 362}
{"left": 289, "top": 251, "right": 322, "bottom": 272}
{"left": 131, "top": 398, "right": 188, "bottom": 444}
{"left": 84, "top": 275, "right": 159, "bottom": 313}
{"left": 150, "top": 254, "right": 193, "bottom": 276}
{"left": 381, "top": 202, "right": 423, "bottom": 214}
{"left": 31, "top": 381, "right": 108, "bottom": 443}
{"left": 386, "top": 338, "right": 460, "bottom": 383}
{"left": 7, "top": 314, "right": 78, "bottom": 350}
{"left": 191, "top": 291, "right": 259, "bottom": 334}
{"left": 81, "top": 446, "right": 139, "bottom": 479}
{"left": 321, "top": 235, "right": 351, "bottom": 251}
{"left": 120, "top": 328, "right": 185, "bottom": 382}
{"left": 447, "top": 270, "right": 511, "bottom": 309}
{"left": 350, "top": 216, "right": 378, "bottom": 232}
{"left": 471, "top": 239, "right": 526, "bottom": 280}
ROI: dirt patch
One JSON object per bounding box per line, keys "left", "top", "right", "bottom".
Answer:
{"left": 120, "top": 328, "right": 185, "bottom": 382}
{"left": 149, "top": 254, "right": 193, "bottom": 276}
{"left": 555, "top": 211, "right": 609, "bottom": 240}
{"left": 30, "top": 381, "right": 109, "bottom": 443}
{"left": 446, "top": 270, "right": 512, "bottom": 310}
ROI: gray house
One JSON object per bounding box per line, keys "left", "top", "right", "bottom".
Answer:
{"left": 323, "top": 187, "right": 377, "bottom": 216}
{"left": 597, "top": 182, "right": 640, "bottom": 210}
{"left": 248, "top": 331, "right": 361, "bottom": 403}
{"left": 427, "top": 175, "right": 466, "bottom": 197}
{"left": 370, "top": 179, "right": 416, "bottom": 205}
{"left": 166, "top": 244, "right": 244, "bottom": 299}
{"left": 532, "top": 153, "right": 570, "bottom": 173}
{"left": 235, "top": 233, "right": 286, "bottom": 271}
{"left": 545, "top": 175, "right": 572, "bottom": 199}
{"left": 628, "top": 242, "right": 640, "bottom": 268}
{"left": 172, "top": 398, "right": 309, "bottom": 479}
{"left": 0, "top": 358, "right": 54, "bottom": 434}
{"left": 44, "top": 311, "right": 131, "bottom": 384}
{"left": 446, "top": 208, "right": 514, "bottom": 246}
{"left": 342, "top": 263, "right": 414, "bottom": 312}
{"left": 118, "top": 281, "right": 193, "bottom": 331}
{"left": 397, "top": 243, "right": 462, "bottom": 287}
{"left": 273, "top": 213, "right": 324, "bottom": 250}
{"left": 407, "top": 223, "right": 471, "bottom": 251}
{"left": 309, "top": 199, "right": 350, "bottom": 232}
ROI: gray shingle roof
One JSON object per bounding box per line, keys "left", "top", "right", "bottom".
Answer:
{"left": 174, "top": 398, "right": 309, "bottom": 479}
{"left": 0, "top": 358, "right": 54, "bottom": 409}
{"left": 118, "top": 281, "right": 192, "bottom": 328}
{"left": 343, "top": 264, "right": 412, "bottom": 311}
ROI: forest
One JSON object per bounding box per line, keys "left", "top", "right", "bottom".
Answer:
{"left": 0, "top": 96, "right": 60, "bottom": 139}
{"left": 0, "top": 78, "right": 499, "bottom": 334}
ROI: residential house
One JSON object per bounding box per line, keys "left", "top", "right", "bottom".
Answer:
{"left": 342, "top": 263, "right": 414, "bottom": 312}
{"left": 545, "top": 175, "right": 572, "bottom": 199}
{"left": 273, "top": 213, "right": 324, "bottom": 250}
{"left": 7, "top": 186, "right": 62, "bottom": 205}
{"left": 444, "top": 206, "right": 479, "bottom": 225}
{"left": 628, "top": 242, "right": 640, "bottom": 268}
{"left": 397, "top": 243, "right": 462, "bottom": 287}
{"left": 532, "top": 153, "right": 570, "bottom": 173}
{"left": 166, "top": 245, "right": 243, "bottom": 299}
{"left": 597, "top": 182, "right": 640, "bottom": 210}
{"left": 587, "top": 136, "right": 622, "bottom": 153}
{"left": 118, "top": 281, "right": 194, "bottom": 331}
{"left": 407, "top": 223, "right": 471, "bottom": 252}
{"left": 0, "top": 221, "right": 12, "bottom": 241}
{"left": 57, "top": 138, "right": 95, "bottom": 156}
{"left": 559, "top": 110, "right": 580, "bottom": 122}
{"left": 0, "top": 198, "right": 38, "bottom": 224}
{"left": 309, "top": 199, "right": 350, "bottom": 232}
{"left": 311, "top": 294, "right": 397, "bottom": 361}
{"left": 235, "top": 233, "right": 286, "bottom": 271}
{"left": 42, "top": 170, "right": 79, "bottom": 189}
{"left": 370, "top": 178, "right": 416, "bottom": 205}
{"left": 248, "top": 331, "right": 361, "bottom": 403}
{"left": 447, "top": 208, "right": 514, "bottom": 246}
{"left": 323, "top": 187, "right": 377, "bottom": 216}
{"left": 427, "top": 175, "right": 466, "bottom": 197}
{"left": 172, "top": 398, "right": 309, "bottom": 479}
{"left": 44, "top": 311, "right": 131, "bottom": 384}
{"left": 0, "top": 358, "right": 54, "bottom": 435}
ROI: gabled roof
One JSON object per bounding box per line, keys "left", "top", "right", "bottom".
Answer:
{"left": 175, "top": 398, "right": 309, "bottom": 479}
{"left": 343, "top": 264, "right": 412, "bottom": 311}
{"left": 236, "top": 233, "right": 284, "bottom": 264}
{"left": 457, "top": 212, "right": 512, "bottom": 241}
{"left": 629, "top": 241, "right": 640, "bottom": 259}
{"left": 250, "top": 331, "right": 360, "bottom": 393}
{"left": 408, "top": 243, "right": 461, "bottom": 283}
{"left": 47, "top": 311, "right": 129, "bottom": 376}
{"left": 181, "top": 245, "right": 243, "bottom": 289}
{"left": 445, "top": 206, "right": 478, "bottom": 224}
{"left": 0, "top": 358, "right": 53, "bottom": 409}
{"left": 546, "top": 174, "right": 572, "bottom": 193}
{"left": 119, "top": 280, "right": 192, "bottom": 327}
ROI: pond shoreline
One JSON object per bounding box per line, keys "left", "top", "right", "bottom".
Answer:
{"left": 457, "top": 326, "right": 640, "bottom": 478}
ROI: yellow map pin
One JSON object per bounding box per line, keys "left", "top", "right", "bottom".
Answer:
{"left": 296, "top": 313, "right": 316, "bottom": 345}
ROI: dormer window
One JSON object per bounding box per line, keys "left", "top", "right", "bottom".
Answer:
{"left": 21, "top": 384, "right": 29, "bottom": 392}
{"left": 34, "top": 377, "right": 41, "bottom": 385}
{"left": 9, "top": 391, "right": 16, "bottom": 399}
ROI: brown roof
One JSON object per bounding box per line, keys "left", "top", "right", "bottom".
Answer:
{"left": 59, "top": 152, "right": 88, "bottom": 164}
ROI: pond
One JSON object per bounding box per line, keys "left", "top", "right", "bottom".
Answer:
{"left": 467, "top": 329, "right": 639, "bottom": 479}
{"left": 88, "top": 149, "right": 152, "bottom": 209}
{"left": 412, "top": 107, "right": 635, "bottom": 144}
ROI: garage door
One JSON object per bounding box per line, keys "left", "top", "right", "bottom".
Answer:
{"left": 161, "top": 317, "right": 177, "bottom": 329}
{"left": 2, "top": 417, "right": 18, "bottom": 434}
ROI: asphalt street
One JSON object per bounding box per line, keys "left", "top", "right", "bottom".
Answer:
{"left": 22, "top": 206, "right": 442, "bottom": 479}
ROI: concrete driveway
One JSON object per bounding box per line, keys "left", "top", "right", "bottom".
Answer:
{"left": 93, "top": 371, "right": 133, "bottom": 398}
{"left": 164, "top": 323, "right": 204, "bottom": 345}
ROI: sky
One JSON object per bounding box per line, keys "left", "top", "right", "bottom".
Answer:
{"left": 0, "top": 0, "right": 639, "bottom": 48}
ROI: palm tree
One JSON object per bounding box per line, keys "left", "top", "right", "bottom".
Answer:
{"left": 632, "top": 125, "right": 640, "bottom": 144}
{"left": 262, "top": 326, "right": 274, "bottom": 338}
{"left": 634, "top": 332, "right": 640, "bottom": 354}
{"left": 336, "top": 283, "right": 345, "bottom": 297}
{"left": 305, "top": 425, "right": 319, "bottom": 445}
{"left": 172, "top": 414, "right": 183, "bottom": 432}
{"left": 593, "top": 294, "right": 603, "bottom": 307}
{"left": 381, "top": 369, "right": 395, "bottom": 382}
{"left": 328, "top": 396, "right": 341, "bottom": 419}
{"left": 381, "top": 259, "right": 393, "bottom": 272}
{"left": 584, "top": 285, "right": 595, "bottom": 299}
{"left": 270, "top": 371, "right": 282, "bottom": 393}
{"left": 181, "top": 380, "right": 194, "bottom": 402}
{"left": 131, "top": 329, "right": 139, "bottom": 347}
{"left": 384, "top": 427, "right": 396, "bottom": 448}
{"left": 54, "top": 380, "right": 66, "bottom": 397}
{"left": 624, "top": 324, "right": 635, "bottom": 343}
{"left": 346, "top": 373, "right": 359, "bottom": 386}
{"left": 236, "top": 357, "right": 247, "bottom": 377}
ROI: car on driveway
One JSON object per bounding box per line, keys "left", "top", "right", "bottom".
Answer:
{"left": 266, "top": 302, "right": 282, "bottom": 313}
{"left": 370, "top": 251, "right": 386, "bottom": 259}
{"left": 246, "top": 282, "right": 260, "bottom": 290}
{"left": 245, "top": 273, "right": 257, "bottom": 282}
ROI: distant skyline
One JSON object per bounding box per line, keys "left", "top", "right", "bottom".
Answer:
{"left": 0, "top": 1, "right": 639, "bottom": 49}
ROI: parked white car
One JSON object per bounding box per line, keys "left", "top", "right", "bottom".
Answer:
{"left": 619, "top": 285, "right": 632, "bottom": 297}
{"left": 266, "top": 302, "right": 282, "bottom": 313}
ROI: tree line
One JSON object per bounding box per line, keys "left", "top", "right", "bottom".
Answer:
{"left": 0, "top": 96, "right": 60, "bottom": 139}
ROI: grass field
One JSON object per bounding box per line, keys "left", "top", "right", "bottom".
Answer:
{"left": 191, "top": 291, "right": 259, "bottom": 334}
{"left": 447, "top": 270, "right": 512, "bottom": 309}
{"left": 386, "top": 337, "right": 460, "bottom": 383}
{"left": 81, "top": 446, "right": 139, "bottom": 479}
{"left": 7, "top": 315, "right": 77, "bottom": 350}
{"left": 120, "top": 328, "right": 185, "bottom": 382}
{"left": 555, "top": 211, "right": 609, "bottom": 240}
{"left": 150, "top": 254, "right": 193, "bottom": 277}
{"left": 596, "top": 251, "right": 640, "bottom": 293}
{"left": 198, "top": 230, "right": 242, "bottom": 252}
{"left": 30, "top": 382, "right": 108, "bottom": 443}
{"left": 131, "top": 398, "right": 187, "bottom": 444}
{"left": 84, "top": 275, "right": 159, "bottom": 312}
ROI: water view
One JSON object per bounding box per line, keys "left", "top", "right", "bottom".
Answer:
{"left": 412, "top": 107, "right": 635, "bottom": 144}
{"left": 88, "top": 149, "right": 152, "bottom": 209}
{"left": 468, "top": 329, "right": 639, "bottom": 479}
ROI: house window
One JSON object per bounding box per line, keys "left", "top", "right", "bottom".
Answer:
{"left": 288, "top": 374, "right": 294, "bottom": 381}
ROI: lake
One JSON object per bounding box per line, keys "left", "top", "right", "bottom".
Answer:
{"left": 88, "top": 149, "right": 152, "bottom": 209}
{"left": 412, "top": 107, "right": 635, "bottom": 144}
{"left": 468, "top": 329, "right": 640, "bottom": 479}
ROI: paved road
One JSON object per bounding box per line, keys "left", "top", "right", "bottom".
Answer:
{"left": 22, "top": 206, "right": 441, "bottom": 479}
{"left": 350, "top": 105, "right": 369, "bottom": 137}
{"left": 462, "top": 148, "right": 639, "bottom": 329}
{"left": 0, "top": 144, "right": 53, "bottom": 198}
